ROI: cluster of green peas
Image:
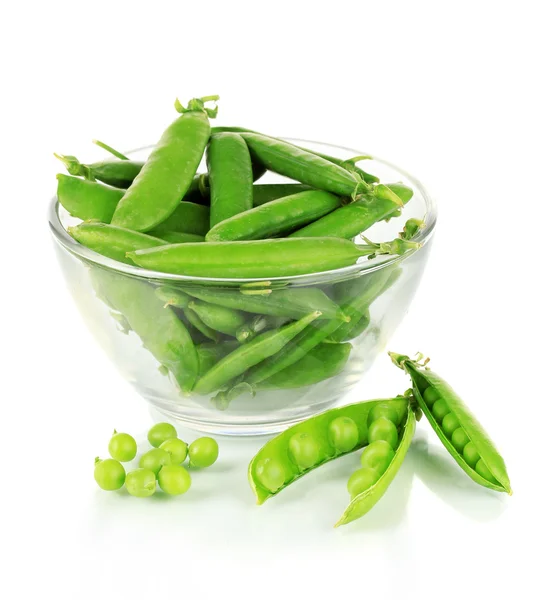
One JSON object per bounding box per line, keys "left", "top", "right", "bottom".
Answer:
{"left": 94, "top": 422, "right": 219, "bottom": 497}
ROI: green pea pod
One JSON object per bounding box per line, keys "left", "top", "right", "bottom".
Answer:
{"left": 111, "top": 96, "right": 218, "bottom": 232}
{"left": 389, "top": 352, "right": 512, "bottom": 494}
{"left": 55, "top": 153, "right": 144, "bottom": 189}
{"left": 156, "top": 232, "right": 205, "bottom": 244}
{"left": 207, "top": 133, "right": 254, "bottom": 226}
{"left": 184, "top": 307, "right": 221, "bottom": 342}
{"left": 196, "top": 341, "right": 240, "bottom": 376}
{"left": 253, "top": 184, "right": 313, "bottom": 206}
{"left": 193, "top": 311, "right": 322, "bottom": 395}
{"left": 56, "top": 174, "right": 124, "bottom": 222}
{"left": 335, "top": 404, "right": 416, "bottom": 527}
{"left": 127, "top": 237, "right": 419, "bottom": 279}
{"left": 327, "top": 311, "right": 370, "bottom": 343}
{"left": 90, "top": 268, "right": 198, "bottom": 392}
{"left": 236, "top": 315, "right": 289, "bottom": 343}
{"left": 68, "top": 222, "right": 167, "bottom": 264}
{"left": 148, "top": 201, "right": 210, "bottom": 237}
{"left": 205, "top": 190, "right": 343, "bottom": 242}
{"left": 155, "top": 286, "right": 191, "bottom": 308}
{"left": 248, "top": 396, "right": 409, "bottom": 504}
{"left": 188, "top": 299, "right": 247, "bottom": 337}
{"left": 183, "top": 287, "right": 347, "bottom": 321}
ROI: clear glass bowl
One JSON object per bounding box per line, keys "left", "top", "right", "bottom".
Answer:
{"left": 48, "top": 139, "right": 436, "bottom": 435}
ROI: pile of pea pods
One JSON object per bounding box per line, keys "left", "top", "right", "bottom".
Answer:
{"left": 249, "top": 353, "right": 511, "bottom": 527}
{"left": 56, "top": 95, "right": 425, "bottom": 404}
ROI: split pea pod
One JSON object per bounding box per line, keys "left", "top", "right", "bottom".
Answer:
{"left": 205, "top": 190, "right": 343, "bottom": 242}
{"left": 187, "top": 299, "right": 247, "bottom": 337}
{"left": 111, "top": 96, "right": 218, "bottom": 232}
{"left": 207, "top": 133, "right": 254, "bottom": 226}
{"left": 248, "top": 396, "right": 409, "bottom": 504}
{"left": 253, "top": 184, "right": 313, "bottom": 207}
{"left": 389, "top": 352, "right": 512, "bottom": 494}
{"left": 56, "top": 174, "right": 124, "bottom": 222}
{"left": 148, "top": 202, "right": 210, "bottom": 237}
{"left": 68, "top": 222, "right": 167, "bottom": 264}
{"left": 127, "top": 237, "right": 418, "bottom": 279}
{"left": 193, "top": 311, "right": 322, "bottom": 395}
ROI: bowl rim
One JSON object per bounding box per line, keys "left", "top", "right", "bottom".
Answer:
{"left": 48, "top": 137, "right": 437, "bottom": 285}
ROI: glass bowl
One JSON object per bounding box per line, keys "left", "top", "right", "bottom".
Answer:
{"left": 48, "top": 139, "right": 436, "bottom": 435}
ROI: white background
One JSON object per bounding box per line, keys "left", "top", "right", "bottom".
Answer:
{"left": 2, "top": 1, "right": 542, "bottom": 598}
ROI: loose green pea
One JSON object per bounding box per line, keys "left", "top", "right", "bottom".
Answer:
{"left": 368, "top": 417, "right": 399, "bottom": 449}
{"left": 360, "top": 440, "right": 395, "bottom": 476}
{"left": 125, "top": 468, "right": 156, "bottom": 497}
{"left": 442, "top": 413, "right": 460, "bottom": 438}
{"left": 160, "top": 438, "right": 188, "bottom": 464}
{"left": 288, "top": 432, "right": 321, "bottom": 469}
{"left": 256, "top": 457, "right": 286, "bottom": 492}
{"left": 94, "top": 458, "right": 126, "bottom": 491}
{"left": 451, "top": 428, "right": 470, "bottom": 453}
{"left": 423, "top": 386, "right": 440, "bottom": 407}
{"left": 347, "top": 467, "right": 380, "bottom": 498}
{"left": 368, "top": 403, "right": 401, "bottom": 426}
{"left": 139, "top": 448, "right": 171, "bottom": 476}
{"left": 463, "top": 442, "right": 480, "bottom": 469}
{"left": 475, "top": 459, "right": 498, "bottom": 484}
{"left": 328, "top": 416, "right": 359, "bottom": 453}
{"left": 432, "top": 399, "right": 450, "bottom": 424}
{"left": 157, "top": 465, "right": 192, "bottom": 495}
{"left": 188, "top": 437, "right": 219, "bottom": 468}
{"left": 147, "top": 422, "right": 178, "bottom": 448}
{"left": 108, "top": 431, "right": 137, "bottom": 462}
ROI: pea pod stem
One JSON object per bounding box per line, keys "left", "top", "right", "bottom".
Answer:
{"left": 92, "top": 139, "right": 129, "bottom": 160}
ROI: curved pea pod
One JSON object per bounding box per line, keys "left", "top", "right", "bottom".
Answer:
{"left": 148, "top": 202, "right": 210, "bottom": 237}
{"left": 56, "top": 174, "right": 124, "bottom": 222}
{"left": 389, "top": 352, "right": 511, "bottom": 494}
{"left": 253, "top": 184, "right": 313, "bottom": 206}
{"left": 248, "top": 396, "right": 409, "bottom": 504}
{"left": 68, "top": 222, "right": 167, "bottom": 264}
{"left": 187, "top": 299, "right": 247, "bottom": 337}
{"left": 184, "top": 307, "right": 221, "bottom": 342}
{"left": 335, "top": 404, "right": 416, "bottom": 527}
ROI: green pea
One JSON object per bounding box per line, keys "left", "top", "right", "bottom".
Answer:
{"left": 368, "top": 402, "right": 400, "bottom": 426}
{"left": 360, "top": 440, "right": 395, "bottom": 476}
{"left": 431, "top": 399, "right": 450, "bottom": 424}
{"left": 157, "top": 465, "right": 192, "bottom": 495}
{"left": 108, "top": 431, "right": 137, "bottom": 462}
{"left": 256, "top": 457, "right": 286, "bottom": 492}
{"left": 125, "top": 468, "right": 156, "bottom": 497}
{"left": 160, "top": 438, "right": 188, "bottom": 464}
{"left": 328, "top": 416, "right": 359, "bottom": 453}
{"left": 451, "top": 428, "right": 470, "bottom": 453}
{"left": 463, "top": 442, "right": 480, "bottom": 469}
{"left": 347, "top": 467, "right": 380, "bottom": 498}
{"left": 188, "top": 437, "right": 219, "bottom": 468}
{"left": 423, "top": 386, "right": 440, "bottom": 407}
{"left": 139, "top": 448, "right": 171, "bottom": 476}
{"left": 94, "top": 458, "right": 126, "bottom": 491}
{"left": 147, "top": 422, "right": 178, "bottom": 448}
{"left": 368, "top": 417, "right": 399, "bottom": 449}
{"left": 442, "top": 413, "right": 460, "bottom": 438}
{"left": 475, "top": 459, "right": 498, "bottom": 484}
{"left": 288, "top": 432, "right": 321, "bottom": 469}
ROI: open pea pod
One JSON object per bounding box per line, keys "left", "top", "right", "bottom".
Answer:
{"left": 335, "top": 404, "right": 416, "bottom": 527}
{"left": 248, "top": 395, "right": 409, "bottom": 505}
{"left": 389, "top": 352, "right": 511, "bottom": 494}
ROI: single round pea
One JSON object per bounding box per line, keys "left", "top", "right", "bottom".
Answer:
{"left": 463, "top": 442, "right": 480, "bottom": 469}
{"left": 147, "top": 422, "right": 177, "bottom": 448}
{"left": 125, "top": 468, "right": 156, "bottom": 497}
{"left": 442, "top": 413, "right": 460, "bottom": 438}
{"left": 431, "top": 399, "right": 450, "bottom": 424}
{"left": 360, "top": 440, "right": 395, "bottom": 476}
{"left": 108, "top": 431, "right": 137, "bottom": 462}
{"left": 347, "top": 467, "right": 380, "bottom": 498}
{"left": 157, "top": 465, "right": 191, "bottom": 495}
{"left": 368, "top": 417, "right": 399, "bottom": 449}
{"left": 288, "top": 432, "right": 321, "bottom": 469}
{"left": 368, "top": 403, "right": 400, "bottom": 426}
{"left": 451, "top": 428, "right": 470, "bottom": 453}
{"left": 328, "top": 416, "right": 359, "bottom": 453}
{"left": 94, "top": 458, "right": 126, "bottom": 491}
{"left": 256, "top": 457, "right": 286, "bottom": 492}
{"left": 423, "top": 386, "right": 440, "bottom": 407}
{"left": 160, "top": 438, "right": 188, "bottom": 464}
{"left": 139, "top": 448, "right": 171, "bottom": 476}
{"left": 475, "top": 459, "right": 498, "bottom": 484}
{"left": 188, "top": 437, "right": 219, "bottom": 468}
